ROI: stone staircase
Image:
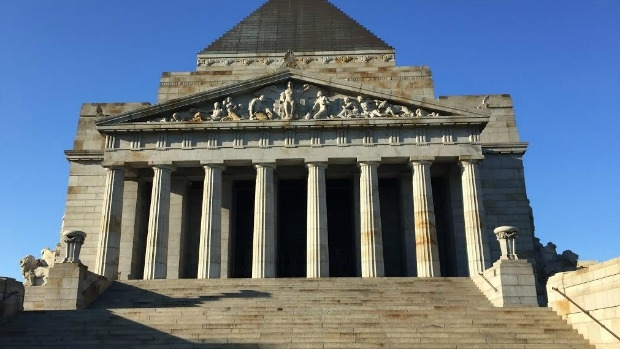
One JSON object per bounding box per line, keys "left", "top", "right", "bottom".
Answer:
{"left": 0, "top": 277, "right": 594, "bottom": 349}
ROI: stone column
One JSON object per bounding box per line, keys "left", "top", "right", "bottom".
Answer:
{"left": 411, "top": 159, "right": 441, "bottom": 277}
{"left": 197, "top": 164, "right": 224, "bottom": 279}
{"left": 95, "top": 166, "right": 125, "bottom": 280}
{"left": 358, "top": 161, "right": 384, "bottom": 277}
{"left": 143, "top": 164, "right": 173, "bottom": 279}
{"left": 460, "top": 158, "right": 490, "bottom": 275}
{"left": 306, "top": 162, "right": 329, "bottom": 278}
{"left": 252, "top": 163, "right": 276, "bottom": 278}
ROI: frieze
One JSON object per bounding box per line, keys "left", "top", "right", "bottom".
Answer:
{"left": 160, "top": 80, "right": 244, "bottom": 87}
{"left": 196, "top": 53, "right": 394, "bottom": 68}
{"left": 148, "top": 81, "right": 445, "bottom": 124}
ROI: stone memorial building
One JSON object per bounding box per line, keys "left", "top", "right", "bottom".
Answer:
{"left": 64, "top": 0, "right": 533, "bottom": 283}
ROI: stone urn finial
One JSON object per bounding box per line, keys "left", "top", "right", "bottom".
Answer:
{"left": 61, "top": 230, "right": 87, "bottom": 263}
{"left": 493, "top": 226, "right": 519, "bottom": 260}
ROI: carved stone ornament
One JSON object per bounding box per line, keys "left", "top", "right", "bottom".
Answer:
{"left": 493, "top": 226, "right": 519, "bottom": 260}
{"left": 62, "top": 230, "right": 87, "bottom": 263}
{"left": 19, "top": 246, "right": 60, "bottom": 286}
{"left": 147, "top": 81, "right": 441, "bottom": 123}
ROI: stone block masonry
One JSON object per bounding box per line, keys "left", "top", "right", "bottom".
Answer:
{"left": 547, "top": 257, "right": 620, "bottom": 349}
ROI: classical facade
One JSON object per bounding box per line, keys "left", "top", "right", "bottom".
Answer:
{"left": 63, "top": 0, "right": 534, "bottom": 281}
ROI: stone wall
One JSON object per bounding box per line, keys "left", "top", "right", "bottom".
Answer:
{"left": 0, "top": 277, "right": 24, "bottom": 322}
{"left": 63, "top": 103, "right": 151, "bottom": 271}
{"left": 480, "top": 153, "right": 535, "bottom": 263}
{"left": 547, "top": 258, "right": 620, "bottom": 349}
{"left": 157, "top": 65, "right": 434, "bottom": 103}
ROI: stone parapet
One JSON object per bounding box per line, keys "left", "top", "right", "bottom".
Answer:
{"left": 547, "top": 257, "right": 620, "bottom": 349}
{"left": 0, "top": 277, "right": 24, "bottom": 323}
{"left": 472, "top": 259, "right": 538, "bottom": 307}
{"left": 23, "top": 263, "right": 110, "bottom": 311}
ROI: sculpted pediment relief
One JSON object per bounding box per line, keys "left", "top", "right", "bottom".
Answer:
{"left": 97, "top": 70, "right": 489, "bottom": 128}
{"left": 159, "top": 81, "right": 442, "bottom": 123}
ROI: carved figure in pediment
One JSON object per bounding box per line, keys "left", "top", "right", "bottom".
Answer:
{"left": 336, "top": 96, "right": 361, "bottom": 118}
{"left": 249, "top": 95, "right": 273, "bottom": 121}
{"left": 222, "top": 97, "right": 243, "bottom": 120}
{"left": 357, "top": 96, "right": 382, "bottom": 118}
{"left": 307, "top": 91, "right": 330, "bottom": 119}
{"left": 282, "top": 81, "right": 296, "bottom": 119}
{"left": 211, "top": 102, "right": 225, "bottom": 121}
{"left": 172, "top": 111, "right": 194, "bottom": 122}
{"left": 292, "top": 84, "right": 320, "bottom": 117}
{"left": 428, "top": 112, "right": 439, "bottom": 117}
{"left": 192, "top": 112, "right": 206, "bottom": 122}
{"left": 415, "top": 108, "right": 424, "bottom": 117}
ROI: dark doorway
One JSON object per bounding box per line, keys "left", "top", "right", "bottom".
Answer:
{"left": 379, "top": 178, "right": 406, "bottom": 277}
{"left": 277, "top": 179, "right": 307, "bottom": 277}
{"left": 230, "top": 180, "right": 254, "bottom": 278}
{"left": 326, "top": 178, "right": 356, "bottom": 277}
{"left": 432, "top": 177, "right": 458, "bottom": 276}
{"left": 131, "top": 181, "right": 152, "bottom": 280}
{"left": 181, "top": 182, "right": 202, "bottom": 279}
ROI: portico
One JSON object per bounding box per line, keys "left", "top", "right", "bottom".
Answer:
{"left": 100, "top": 154, "right": 489, "bottom": 280}
{"left": 60, "top": 0, "right": 534, "bottom": 286}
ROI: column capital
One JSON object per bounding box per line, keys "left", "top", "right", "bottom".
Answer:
{"left": 305, "top": 161, "right": 328, "bottom": 169}
{"left": 253, "top": 162, "right": 276, "bottom": 170}
{"left": 358, "top": 160, "right": 380, "bottom": 168}
{"left": 200, "top": 162, "right": 225, "bottom": 170}
{"left": 149, "top": 162, "right": 175, "bottom": 171}
{"left": 459, "top": 155, "right": 484, "bottom": 165}
{"left": 410, "top": 157, "right": 435, "bottom": 167}
{"left": 101, "top": 163, "right": 126, "bottom": 171}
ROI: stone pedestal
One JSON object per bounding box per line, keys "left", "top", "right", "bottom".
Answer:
{"left": 198, "top": 164, "right": 224, "bottom": 279}
{"left": 252, "top": 163, "right": 276, "bottom": 278}
{"left": 144, "top": 164, "right": 173, "bottom": 279}
{"left": 306, "top": 162, "right": 329, "bottom": 278}
{"left": 359, "top": 161, "right": 384, "bottom": 277}
{"left": 411, "top": 160, "right": 441, "bottom": 277}
{"left": 472, "top": 259, "right": 538, "bottom": 307}
{"left": 460, "top": 158, "right": 490, "bottom": 275}
{"left": 23, "top": 263, "right": 109, "bottom": 311}
{"left": 95, "top": 166, "right": 125, "bottom": 280}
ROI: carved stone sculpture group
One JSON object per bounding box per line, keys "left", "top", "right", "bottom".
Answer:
{"left": 156, "top": 81, "right": 442, "bottom": 123}
{"left": 19, "top": 245, "right": 60, "bottom": 286}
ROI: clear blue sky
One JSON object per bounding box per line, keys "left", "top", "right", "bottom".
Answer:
{"left": 1, "top": 1, "right": 618, "bottom": 280}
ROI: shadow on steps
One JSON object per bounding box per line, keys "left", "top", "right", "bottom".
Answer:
{"left": 90, "top": 281, "right": 272, "bottom": 309}
{"left": 1, "top": 308, "right": 267, "bottom": 349}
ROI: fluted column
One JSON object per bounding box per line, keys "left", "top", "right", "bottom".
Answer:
{"left": 358, "top": 161, "right": 384, "bottom": 277}
{"left": 197, "top": 164, "right": 224, "bottom": 279}
{"left": 411, "top": 160, "right": 441, "bottom": 277}
{"left": 460, "top": 158, "right": 490, "bottom": 275}
{"left": 306, "top": 162, "right": 329, "bottom": 278}
{"left": 252, "top": 163, "right": 276, "bottom": 278}
{"left": 143, "top": 164, "right": 173, "bottom": 279}
{"left": 95, "top": 166, "right": 125, "bottom": 279}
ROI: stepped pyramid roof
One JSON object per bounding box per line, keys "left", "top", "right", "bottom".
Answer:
{"left": 200, "top": 0, "right": 393, "bottom": 54}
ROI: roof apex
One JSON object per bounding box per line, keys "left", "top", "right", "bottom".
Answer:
{"left": 200, "top": 0, "right": 393, "bottom": 55}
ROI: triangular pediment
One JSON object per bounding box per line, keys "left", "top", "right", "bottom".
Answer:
{"left": 96, "top": 69, "right": 490, "bottom": 128}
